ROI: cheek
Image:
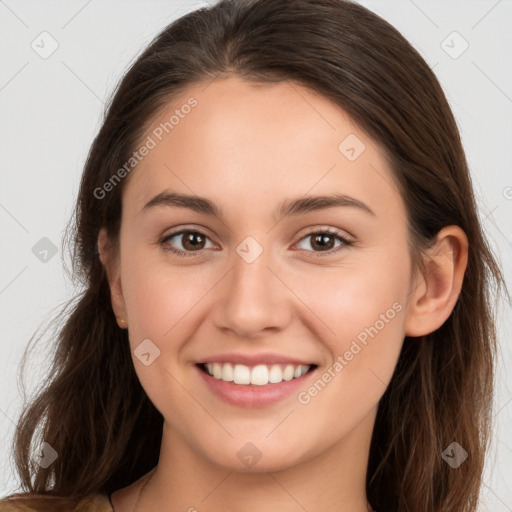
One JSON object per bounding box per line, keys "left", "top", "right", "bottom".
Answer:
{"left": 294, "top": 244, "right": 410, "bottom": 345}
{"left": 119, "top": 247, "right": 217, "bottom": 401}
{"left": 295, "top": 245, "right": 410, "bottom": 403}
{"left": 118, "top": 250, "right": 199, "bottom": 413}
{"left": 120, "top": 242, "right": 204, "bottom": 337}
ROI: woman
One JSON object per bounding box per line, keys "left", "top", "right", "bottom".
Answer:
{"left": 0, "top": 0, "right": 507, "bottom": 511}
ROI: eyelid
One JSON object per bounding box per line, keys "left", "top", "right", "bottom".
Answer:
{"left": 295, "top": 224, "right": 354, "bottom": 242}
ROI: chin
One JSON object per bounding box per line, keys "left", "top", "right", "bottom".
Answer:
{"left": 203, "top": 438, "right": 311, "bottom": 474}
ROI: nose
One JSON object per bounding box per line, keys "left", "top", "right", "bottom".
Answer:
{"left": 212, "top": 247, "right": 293, "bottom": 339}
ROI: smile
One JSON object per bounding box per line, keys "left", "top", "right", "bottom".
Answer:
{"left": 196, "top": 361, "right": 318, "bottom": 407}
{"left": 199, "top": 362, "right": 315, "bottom": 386}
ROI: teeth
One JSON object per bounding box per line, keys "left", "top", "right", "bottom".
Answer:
{"left": 213, "top": 362, "right": 222, "bottom": 379}
{"left": 203, "top": 362, "right": 311, "bottom": 385}
{"left": 222, "top": 362, "right": 234, "bottom": 382}
{"left": 233, "top": 364, "right": 251, "bottom": 384}
{"left": 250, "top": 365, "right": 268, "bottom": 386}
{"left": 269, "top": 365, "right": 283, "bottom": 383}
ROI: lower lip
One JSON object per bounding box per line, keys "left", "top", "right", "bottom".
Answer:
{"left": 196, "top": 365, "right": 316, "bottom": 408}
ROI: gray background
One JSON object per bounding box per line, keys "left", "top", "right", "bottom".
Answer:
{"left": 0, "top": 0, "right": 511, "bottom": 509}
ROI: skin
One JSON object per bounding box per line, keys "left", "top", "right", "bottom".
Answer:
{"left": 99, "top": 75, "right": 468, "bottom": 512}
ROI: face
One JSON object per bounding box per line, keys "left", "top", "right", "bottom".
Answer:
{"left": 105, "top": 76, "right": 415, "bottom": 472}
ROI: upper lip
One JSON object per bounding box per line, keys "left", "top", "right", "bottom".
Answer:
{"left": 197, "top": 352, "right": 316, "bottom": 366}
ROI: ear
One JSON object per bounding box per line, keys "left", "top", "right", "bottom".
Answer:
{"left": 98, "top": 227, "right": 128, "bottom": 329}
{"left": 405, "top": 225, "right": 468, "bottom": 337}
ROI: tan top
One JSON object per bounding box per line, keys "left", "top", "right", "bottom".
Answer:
{"left": 0, "top": 493, "right": 114, "bottom": 511}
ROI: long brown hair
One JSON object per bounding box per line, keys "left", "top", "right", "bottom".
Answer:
{"left": 2, "top": 1, "right": 508, "bottom": 510}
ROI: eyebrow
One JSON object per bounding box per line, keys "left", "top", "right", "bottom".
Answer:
{"left": 141, "top": 191, "right": 375, "bottom": 220}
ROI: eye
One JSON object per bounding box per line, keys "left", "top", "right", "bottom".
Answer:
{"left": 160, "top": 229, "right": 218, "bottom": 257}
{"left": 294, "top": 228, "right": 354, "bottom": 257}
{"left": 160, "top": 227, "right": 354, "bottom": 258}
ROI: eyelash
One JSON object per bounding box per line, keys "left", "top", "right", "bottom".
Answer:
{"left": 160, "top": 227, "right": 354, "bottom": 258}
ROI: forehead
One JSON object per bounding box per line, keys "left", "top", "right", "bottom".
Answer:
{"left": 122, "top": 76, "right": 404, "bottom": 223}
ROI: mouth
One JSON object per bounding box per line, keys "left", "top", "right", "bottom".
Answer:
{"left": 197, "top": 362, "right": 318, "bottom": 386}
{"left": 196, "top": 361, "right": 318, "bottom": 407}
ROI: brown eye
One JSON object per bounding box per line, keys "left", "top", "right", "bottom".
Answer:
{"left": 180, "top": 231, "right": 206, "bottom": 251}
{"left": 295, "top": 229, "right": 354, "bottom": 256}
{"left": 161, "top": 230, "right": 216, "bottom": 257}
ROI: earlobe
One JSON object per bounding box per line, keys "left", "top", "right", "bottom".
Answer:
{"left": 405, "top": 226, "right": 468, "bottom": 337}
{"left": 97, "top": 228, "right": 128, "bottom": 328}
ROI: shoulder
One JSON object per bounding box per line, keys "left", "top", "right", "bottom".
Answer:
{"left": 0, "top": 492, "right": 113, "bottom": 512}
